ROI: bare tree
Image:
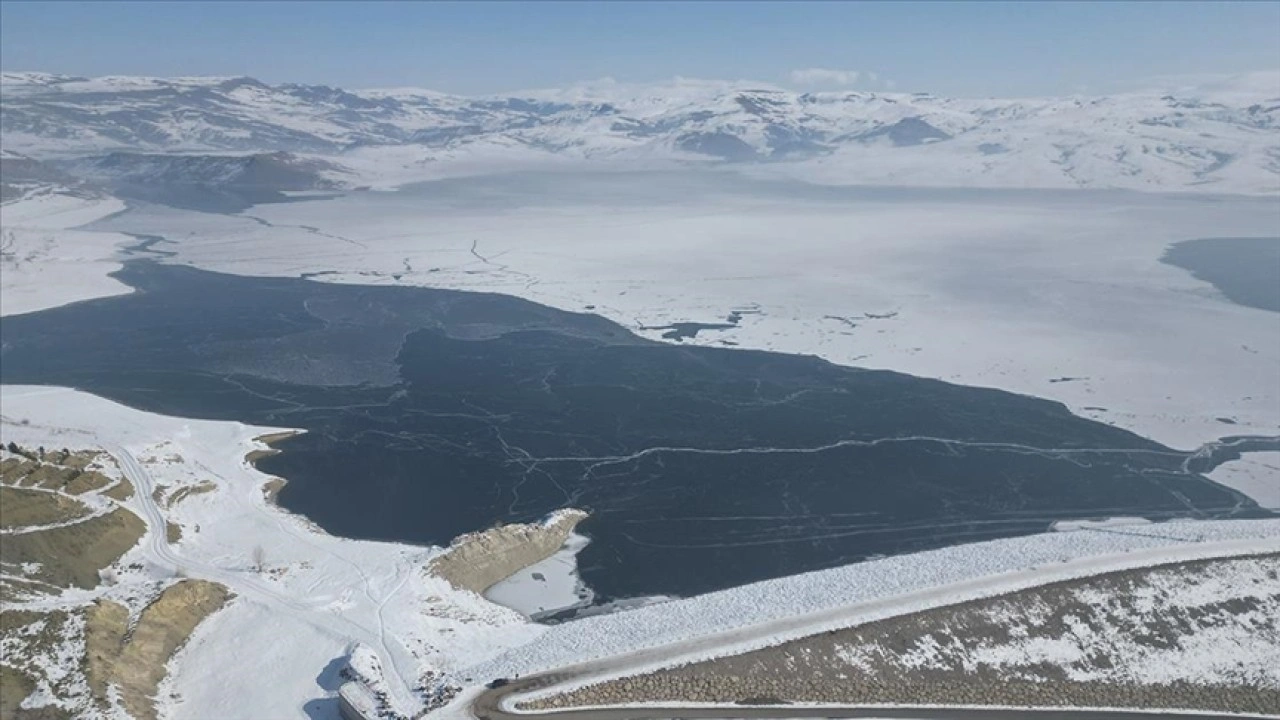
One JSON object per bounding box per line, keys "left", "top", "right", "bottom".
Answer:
{"left": 252, "top": 545, "right": 266, "bottom": 573}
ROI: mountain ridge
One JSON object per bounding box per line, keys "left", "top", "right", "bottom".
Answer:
{"left": 2, "top": 71, "right": 1278, "bottom": 193}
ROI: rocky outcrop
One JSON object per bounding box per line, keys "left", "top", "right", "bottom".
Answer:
{"left": 427, "top": 510, "right": 587, "bottom": 595}
{"left": 85, "top": 579, "right": 231, "bottom": 720}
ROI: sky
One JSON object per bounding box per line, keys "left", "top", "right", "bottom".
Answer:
{"left": 2, "top": 1, "right": 1278, "bottom": 97}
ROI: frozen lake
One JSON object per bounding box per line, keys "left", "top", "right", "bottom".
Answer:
{"left": 84, "top": 172, "right": 1280, "bottom": 453}
{"left": 0, "top": 259, "right": 1267, "bottom": 602}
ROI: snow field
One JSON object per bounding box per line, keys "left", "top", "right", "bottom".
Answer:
{"left": 0, "top": 189, "right": 133, "bottom": 317}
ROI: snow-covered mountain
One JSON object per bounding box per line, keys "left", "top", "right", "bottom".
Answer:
{"left": 64, "top": 150, "right": 345, "bottom": 187}
{"left": 2, "top": 70, "right": 1278, "bottom": 193}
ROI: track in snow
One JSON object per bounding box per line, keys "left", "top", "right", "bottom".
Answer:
{"left": 110, "top": 445, "right": 425, "bottom": 716}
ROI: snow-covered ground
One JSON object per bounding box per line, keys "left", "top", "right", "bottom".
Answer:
{"left": 0, "top": 385, "right": 541, "bottom": 720}
{"left": 0, "top": 188, "right": 133, "bottom": 316}
{"left": 84, "top": 177, "right": 1280, "bottom": 458}
{"left": 925, "top": 554, "right": 1280, "bottom": 689}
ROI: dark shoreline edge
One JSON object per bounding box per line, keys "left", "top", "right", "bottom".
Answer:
{"left": 245, "top": 430, "right": 305, "bottom": 506}
{"left": 1160, "top": 236, "right": 1280, "bottom": 314}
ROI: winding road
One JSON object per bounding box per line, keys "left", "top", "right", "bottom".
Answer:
{"left": 471, "top": 688, "right": 1270, "bottom": 720}
{"left": 471, "top": 663, "right": 1278, "bottom": 720}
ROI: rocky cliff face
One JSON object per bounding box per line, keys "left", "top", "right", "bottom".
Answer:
{"left": 427, "top": 509, "right": 587, "bottom": 595}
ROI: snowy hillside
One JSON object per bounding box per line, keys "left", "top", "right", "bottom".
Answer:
{"left": 2, "top": 71, "right": 1278, "bottom": 193}
{"left": 63, "top": 151, "right": 349, "bottom": 190}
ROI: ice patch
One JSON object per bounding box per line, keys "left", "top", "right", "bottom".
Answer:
{"left": 1052, "top": 517, "right": 1153, "bottom": 532}
{"left": 1207, "top": 451, "right": 1280, "bottom": 510}
{"left": 484, "top": 532, "right": 594, "bottom": 619}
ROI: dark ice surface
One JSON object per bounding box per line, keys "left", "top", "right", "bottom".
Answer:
{"left": 0, "top": 260, "right": 1269, "bottom": 602}
{"left": 1161, "top": 237, "right": 1280, "bottom": 313}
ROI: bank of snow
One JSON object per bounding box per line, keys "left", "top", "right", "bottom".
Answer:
{"left": 518, "top": 553, "right": 1280, "bottom": 715}
{"left": 0, "top": 188, "right": 132, "bottom": 316}
{"left": 465, "top": 518, "right": 1280, "bottom": 692}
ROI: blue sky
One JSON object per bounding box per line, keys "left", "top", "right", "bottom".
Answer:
{"left": 2, "top": 1, "right": 1278, "bottom": 96}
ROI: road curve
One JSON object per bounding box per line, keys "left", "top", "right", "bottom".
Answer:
{"left": 472, "top": 679, "right": 1267, "bottom": 720}
{"left": 466, "top": 542, "right": 1279, "bottom": 720}
{"left": 466, "top": 542, "right": 1280, "bottom": 720}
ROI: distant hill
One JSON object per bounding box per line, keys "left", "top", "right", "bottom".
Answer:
{"left": 2, "top": 70, "right": 1278, "bottom": 194}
